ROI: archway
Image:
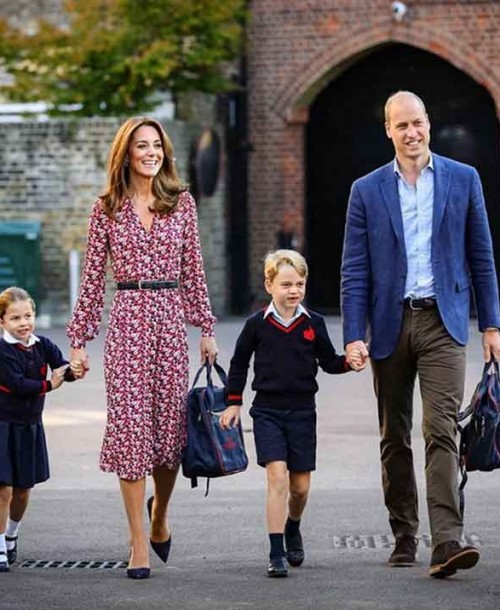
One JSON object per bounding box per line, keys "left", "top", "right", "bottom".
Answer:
{"left": 305, "top": 43, "right": 500, "bottom": 312}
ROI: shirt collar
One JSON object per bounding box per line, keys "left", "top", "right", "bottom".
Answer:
{"left": 3, "top": 329, "right": 40, "bottom": 347}
{"left": 263, "top": 301, "right": 310, "bottom": 322}
{"left": 393, "top": 153, "right": 434, "bottom": 177}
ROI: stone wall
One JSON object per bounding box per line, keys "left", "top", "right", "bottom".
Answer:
{"left": 0, "top": 117, "right": 227, "bottom": 324}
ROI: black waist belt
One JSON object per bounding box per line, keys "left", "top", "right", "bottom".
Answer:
{"left": 404, "top": 297, "right": 437, "bottom": 311}
{"left": 116, "top": 280, "right": 178, "bottom": 290}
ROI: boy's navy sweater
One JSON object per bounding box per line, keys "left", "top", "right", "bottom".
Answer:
{"left": 0, "top": 336, "right": 75, "bottom": 424}
{"left": 226, "top": 308, "right": 350, "bottom": 410}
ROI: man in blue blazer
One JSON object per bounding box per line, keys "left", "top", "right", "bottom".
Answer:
{"left": 341, "top": 91, "right": 500, "bottom": 578}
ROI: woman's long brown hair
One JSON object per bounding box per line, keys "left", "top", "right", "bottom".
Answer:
{"left": 100, "top": 117, "right": 187, "bottom": 218}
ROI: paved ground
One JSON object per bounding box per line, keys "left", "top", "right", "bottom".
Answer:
{"left": 2, "top": 318, "right": 500, "bottom": 609}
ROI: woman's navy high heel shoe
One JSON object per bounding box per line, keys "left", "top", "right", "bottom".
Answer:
{"left": 147, "top": 496, "right": 172, "bottom": 563}
{"left": 150, "top": 537, "right": 172, "bottom": 564}
{"left": 127, "top": 566, "right": 150, "bottom": 580}
{"left": 126, "top": 546, "right": 150, "bottom": 580}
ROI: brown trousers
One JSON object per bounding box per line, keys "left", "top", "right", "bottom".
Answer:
{"left": 371, "top": 307, "right": 466, "bottom": 546}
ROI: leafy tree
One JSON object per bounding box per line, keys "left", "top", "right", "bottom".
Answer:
{"left": 0, "top": 0, "right": 247, "bottom": 116}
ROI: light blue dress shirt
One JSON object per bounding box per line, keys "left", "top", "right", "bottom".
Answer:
{"left": 394, "top": 155, "right": 435, "bottom": 299}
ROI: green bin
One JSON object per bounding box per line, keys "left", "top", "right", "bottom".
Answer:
{"left": 0, "top": 220, "right": 42, "bottom": 301}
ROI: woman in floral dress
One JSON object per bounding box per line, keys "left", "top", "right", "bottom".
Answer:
{"left": 67, "top": 117, "right": 218, "bottom": 579}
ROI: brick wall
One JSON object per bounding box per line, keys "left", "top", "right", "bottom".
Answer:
{"left": 247, "top": 0, "right": 500, "bottom": 301}
{"left": 0, "top": 118, "right": 227, "bottom": 323}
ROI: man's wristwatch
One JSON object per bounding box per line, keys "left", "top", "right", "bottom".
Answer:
{"left": 484, "top": 327, "right": 500, "bottom": 332}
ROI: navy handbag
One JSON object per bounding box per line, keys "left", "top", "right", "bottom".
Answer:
{"left": 459, "top": 360, "right": 500, "bottom": 472}
{"left": 458, "top": 360, "right": 500, "bottom": 514}
{"left": 182, "top": 361, "right": 248, "bottom": 494}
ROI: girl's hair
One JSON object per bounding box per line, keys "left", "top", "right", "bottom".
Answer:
{"left": 100, "top": 116, "right": 187, "bottom": 219}
{"left": 264, "top": 249, "right": 308, "bottom": 283}
{"left": 0, "top": 286, "right": 35, "bottom": 319}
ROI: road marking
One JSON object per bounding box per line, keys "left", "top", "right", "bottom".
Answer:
{"left": 332, "top": 534, "right": 481, "bottom": 549}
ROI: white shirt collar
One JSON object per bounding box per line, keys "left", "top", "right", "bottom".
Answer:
{"left": 263, "top": 302, "right": 310, "bottom": 327}
{"left": 3, "top": 329, "right": 40, "bottom": 347}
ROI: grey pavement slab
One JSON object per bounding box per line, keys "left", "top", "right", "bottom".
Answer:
{"left": 1, "top": 318, "right": 500, "bottom": 609}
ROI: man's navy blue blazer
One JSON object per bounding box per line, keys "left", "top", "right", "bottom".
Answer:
{"left": 341, "top": 153, "right": 500, "bottom": 360}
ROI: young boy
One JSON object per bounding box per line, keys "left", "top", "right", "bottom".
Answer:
{"left": 220, "top": 250, "right": 361, "bottom": 578}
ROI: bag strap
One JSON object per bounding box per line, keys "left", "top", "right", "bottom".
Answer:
{"left": 191, "top": 364, "right": 207, "bottom": 389}
{"left": 481, "top": 358, "right": 499, "bottom": 381}
{"left": 189, "top": 476, "right": 212, "bottom": 495}
{"left": 207, "top": 361, "right": 228, "bottom": 386}
{"left": 457, "top": 359, "right": 499, "bottom": 422}
{"left": 191, "top": 360, "right": 228, "bottom": 390}
{"left": 458, "top": 457, "right": 468, "bottom": 518}
{"left": 203, "top": 360, "right": 228, "bottom": 387}
{"left": 489, "top": 359, "right": 500, "bottom": 376}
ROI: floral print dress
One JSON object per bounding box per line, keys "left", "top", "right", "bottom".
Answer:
{"left": 67, "top": 192, "right": 216, "bottom": 480}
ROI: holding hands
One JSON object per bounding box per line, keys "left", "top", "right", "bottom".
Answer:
{"left": 346, "top": 340, "right": 369, "bottom": 371}
{"left": 50, "top": 365, "right": 69, "bottom": 390}
{"left": 69, "top": 360, "right": 86, "bottom": 379}
{"left": 51, "top": 359, "right": 86, "bottom": 390}
{"left": 69, "top": 347, "right": 90, "bottom": 379}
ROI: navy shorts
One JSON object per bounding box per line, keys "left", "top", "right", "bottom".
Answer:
{"left": 249, "top": 406, "right": 317, "bottom": 472}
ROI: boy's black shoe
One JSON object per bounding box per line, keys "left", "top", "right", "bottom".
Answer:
{"left": 285, "top": 528, "right": 304, "bottom": 567}
{"left": 387, "top": 535, "right": 418, "bottom": 567}
{"left": 267, "top": 556, "right": 288, "bottom": 578}
{"left": 429, "top": 541, "right": 479, "bottom": 578}
{"left": 6, "top": 536, "right": 17, "bottom": 565}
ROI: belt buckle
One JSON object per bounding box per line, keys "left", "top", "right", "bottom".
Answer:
{"left": 408, "top": 298, "right": 423, "bottom": 311}
{"left": 138, "top": 280, "right": 145, "bottom": 290}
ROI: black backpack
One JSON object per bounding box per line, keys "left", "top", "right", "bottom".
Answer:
{"left": 182, "top": 361, "right": 248, "bottom": 495}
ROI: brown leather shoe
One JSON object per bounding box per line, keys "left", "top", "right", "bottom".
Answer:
{"left": 429, "top": 541, "right": 480, "bottom": 578}
{"left": 388, "top": 535, "right": 418, "bottom": 567}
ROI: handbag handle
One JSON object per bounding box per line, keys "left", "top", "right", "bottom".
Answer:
{"left": 191, "top": 360, "right": 227, "bottom": 390}
{"left": 485, "top": 359, "right": 500, "bottom": 377}
{"left": 458, "top": 359, "right": 499, "bottom": 422}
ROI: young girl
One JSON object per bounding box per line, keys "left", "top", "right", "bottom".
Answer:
{"left": 0, "top": 286, "right": 82, "bottom": 572}
{"left": 221, "top": 250, "right": 363, "bottom": 577}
